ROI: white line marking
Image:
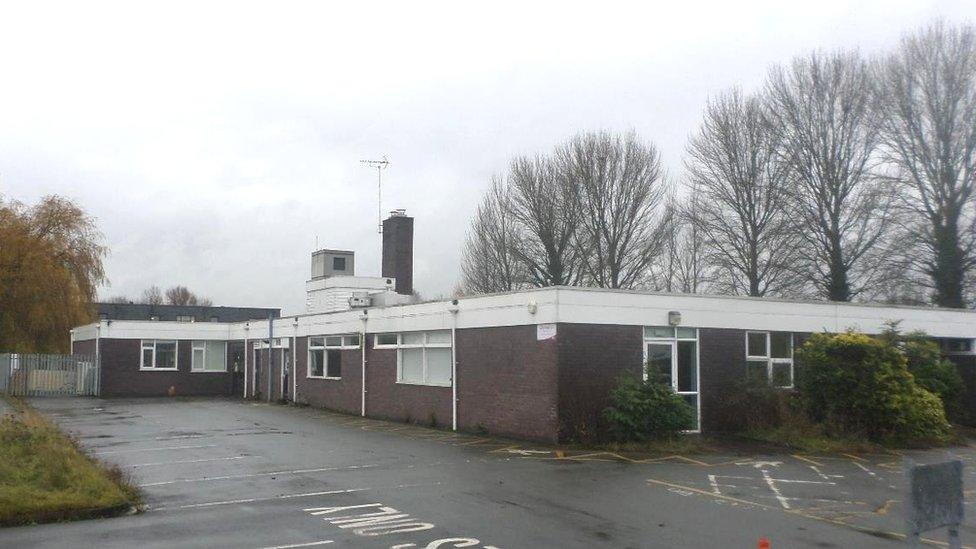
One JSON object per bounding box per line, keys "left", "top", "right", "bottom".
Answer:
{"left": 260, "top": 541, "right": 333, "bottom": 549}
{"left": 767, "top": 478, "right": 835, "bottom": 485}
{"left": 853, "top": 462, "right": 881, "bottom": 479}
{"left": 708, "top": 474, "right": 722, "bottom": 495}
{"left": 92, "top": 444, "right": 218, "bottom": 455}
{"left": 154, "top": 488, "right": 367, "bottom": 510}
{"left": 761, "top": 468, "right": 790, "bottom": 510}
{"left": 131, "top": 456, "right": 252, "bottom": 467}
{"left": 809, "top": 465, "right": 830, "bottom": 480}
{"left": 140, "top": 464, "right": 378, "bottom": 487}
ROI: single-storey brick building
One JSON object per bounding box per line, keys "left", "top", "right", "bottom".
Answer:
{"left": 71, "top": 286, "right": 976, "bottom": 443}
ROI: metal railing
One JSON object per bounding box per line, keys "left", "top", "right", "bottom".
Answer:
{"left": 0, "top": 353, "right": 99, "bottom": 397}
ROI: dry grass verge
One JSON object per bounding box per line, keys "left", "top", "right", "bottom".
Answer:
{"left": 0, "top": 398, "right": 141, "bottom": 527}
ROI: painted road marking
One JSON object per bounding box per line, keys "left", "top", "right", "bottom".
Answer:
{"left": 140, "top": 464, "right": 378, "bottom": 487}
{"left": 153, "top": 488, "right": 369, "bottom": 511}
{"left": 260, "top": 541, "right": 334, "bottom": 549}
{"left": 305, "top": 503, "right": 435, "bottom": 537}
{"left": 131, "top": 455, "right": 253, "bottom": 467}
{"left": 760, "top": 468, "right": 791, "bottom": 509}
{"left": 92, "top": 444, "right": 219, "bottom": 455}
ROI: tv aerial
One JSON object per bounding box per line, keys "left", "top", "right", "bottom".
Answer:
{"left": 360, "top": 156, "right": 390, "bottom": 234}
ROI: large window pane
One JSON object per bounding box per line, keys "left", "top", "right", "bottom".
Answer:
{"left": 677, "top": 340, "right": 698, "bottom": 392}
{"left": 747, "top": 333, "right": 767, "bottom": 357}
{"left": 156, "top": 341, "right": 177, "bottom": 369}
{"left": 325, "top": 336, "right": 342, "bottom": 347}
{"left": 309, "top": 349, "right": 325, "bottom": 377}
{"left": 770, "top": 332, "right": 792, "bottom": 359}
{"left": 205, "top": 341, "right": 226, "bottom": 371}
{"left": 142, "top": 347, "right": 153, "bottom": 369}
{"left": 192, "top": 347, "right": 205, "bottom": 370}
{"left": 746, "top": 360, "right": 768, "bottom": 384}
{"left": 646, "top": 344, "right": 672, "bottom": 385}
{"left": 400, "top": 348, "right": 424, "bottom": 382}
{"left": 676, "top": 327, "right": 697, "bottom": 339}
{"left": 375, "top": 333, "right": 397, "bottom": 346}
{"left": 309, "top": 336, "right": 325, "bottom": 348}
{"left": 326, "top": 349, "right": 342, "bottom": 378}
{"left": 426, "top": 348, "right": 453, "bottom": 385}
{"left": 771, "top": 362, "right": 792, "bottom": 387}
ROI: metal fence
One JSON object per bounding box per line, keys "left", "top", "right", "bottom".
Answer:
{"left": 0, "top": 353, "right": 99, "bottom": 397}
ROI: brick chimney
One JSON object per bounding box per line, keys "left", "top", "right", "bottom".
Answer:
{"left": 382, "top": 209, "right": 413, "bottom": 295}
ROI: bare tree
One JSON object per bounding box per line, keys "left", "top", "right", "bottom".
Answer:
{"left": 104, "top": 295, "right": 131, "bottom": 304}
{"left": 559, "top": 131, "right": 669, "bottom": 289}
{"left": 506, "top": 156, "right": 583, "bottom": 287}
{"left": 140, "top": 285, "right": 163, "bottom": 305}
{"left": 459, "top": 179, "right": 526, "bottom": 294}
{"left": 685, "top": 89, "right": 800, "bottom": 297}
{"left": 653, "top": 188, "right": 709, "bottom": 293}
{"left": 766, "top": 50, "right": 892, "bottom": 302}
{"left": 875, "top": 21, "right": 976, "bottom": 308}
{"left": 165, "top": 285, "right": 203, "bottom": 306}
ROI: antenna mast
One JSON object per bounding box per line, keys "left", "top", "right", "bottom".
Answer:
{"left": 360, "top": 157, "right": 389, "bottom": 235}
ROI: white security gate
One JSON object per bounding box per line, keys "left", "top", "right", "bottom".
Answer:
{"left": 0, "top": 353, "right": 99, "bottom": 397}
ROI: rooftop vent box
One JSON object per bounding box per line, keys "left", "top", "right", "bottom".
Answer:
{"left": 348, "top": 292, "right": 372, "bottom": 308}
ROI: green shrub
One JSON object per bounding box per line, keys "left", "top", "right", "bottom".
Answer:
{"left": 602, "top": 372, "right": 695, "bottom": 441}
{"left": 794, "top": 332, "right": 950, "bottom": 444}
{"left": 885, "top": 329, "right": 966, "bottom": 422}
{"left": 710, "top": 380, "right": 797, "bottom": 432}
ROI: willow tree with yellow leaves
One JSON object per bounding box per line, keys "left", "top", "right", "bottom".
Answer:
{"left": 0, "top": 195, "right": 106, "bottom": 352}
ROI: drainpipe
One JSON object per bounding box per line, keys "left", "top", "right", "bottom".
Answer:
{"left": 449, "top": 300, "right": 459, "bottom": 431}
{"left": 267, "top": 314, "right": 274, "bottom": 403}
{"left": 292, "top": 317, "right": 299, "bottom": 404}
{"left": 360, "top": 310, "right": 368, "bottom": 417}
{"left": 95, "top": 321, "right": 102, "bottom": 397}
{"left": 244, "top": 322, "right": 249, "bottom": 399}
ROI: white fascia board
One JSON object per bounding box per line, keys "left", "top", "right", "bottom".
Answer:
{"left": 71, "top": 322, "right": 100, "bottom": 341}
{"left": 553, "top": 287, "right": 976, "bottom": 338}
{"left": 100, "top": 321, "right": 238, "bottom": 341}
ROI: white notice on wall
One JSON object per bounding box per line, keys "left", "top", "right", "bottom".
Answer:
{"left": 537, "top": 323, "right": 557, "bottom": 340}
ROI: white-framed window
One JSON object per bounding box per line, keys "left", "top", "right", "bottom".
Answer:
{"left": 373, "top": 331, "right": 453, "bottom": 386}
{"left": 644, "top": 326, "right": 700, "bottom": 432}
{"left": 176, "top": 315, "right": 195, "bottom": 323}
{"left": 140, "top": 340, "right": 178, "bottom": 371}
{"left": 307, "top": 334, "right": 360, "bottom": 380}
{"left": 746, "top": 331, "right": 793, "bottom": 388}
{"left": 191, "top": 341, "right": 227, "bottom": 372}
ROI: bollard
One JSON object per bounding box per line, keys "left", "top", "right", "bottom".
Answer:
{"left": 758, "top": 537, "right": 770, "bottom": 549}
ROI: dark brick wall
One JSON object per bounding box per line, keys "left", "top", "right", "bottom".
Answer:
{"left": 98, "top": 338, "right": 234, "bottom": 397}
{"left": 364, "top": 335, "right": 452, "bottom": 427}
{"left": 698, "top": 328, "right": 747, "bottom": 432}
{"left": 294, "top": 336, "right": 363, "bottom": 415}
{"left": 73, "top": 338, "right": 95, "bottom": 357}
{"left": 455, "top": 325, "right": 559, "bottom": 443}
{"left": 556, "top": 324, "right": 643, "bottom": 442}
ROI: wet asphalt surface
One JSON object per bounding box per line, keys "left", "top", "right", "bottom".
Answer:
{"left": 1, "top": 397, "right": 974, "bottom": 548}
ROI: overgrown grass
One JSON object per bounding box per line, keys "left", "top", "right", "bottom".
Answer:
{"left": 0, "top": 398, "right": 141, "bottom": 526}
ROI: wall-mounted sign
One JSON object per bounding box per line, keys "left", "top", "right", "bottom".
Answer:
{"left": 537, "top": 323, "right": 557, "bottom": 341}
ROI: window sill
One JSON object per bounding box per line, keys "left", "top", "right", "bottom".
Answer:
{"left": 139, "top": 368, "right": 178, "bottom": 372}
{"left": 395, "top": 380, "right": 452, "bottom": 388}
{"left": 307, "top": 376, "right": 342, "bottom": 381}
{"left": 191, "top": 370, "right": 228, "bottom": 374}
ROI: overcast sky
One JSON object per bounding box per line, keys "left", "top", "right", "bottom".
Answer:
{"left": 0, "top": 1, "right": 972, "bottom": 314}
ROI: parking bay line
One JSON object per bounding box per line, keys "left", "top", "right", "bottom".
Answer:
{"left": 153, "top": 488, "right": 369, "bottom": 511}
{"left": 139, "top": 464, "right": 379, "bottom": 487}
{"left": 260, "top": 540, "right": 334, "bottom": 549}
{"left": 92, "top": 444, "right": 219, "bottom": 455}
{"left": 131, "top": 455, "right": 253, "bottom": 467}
